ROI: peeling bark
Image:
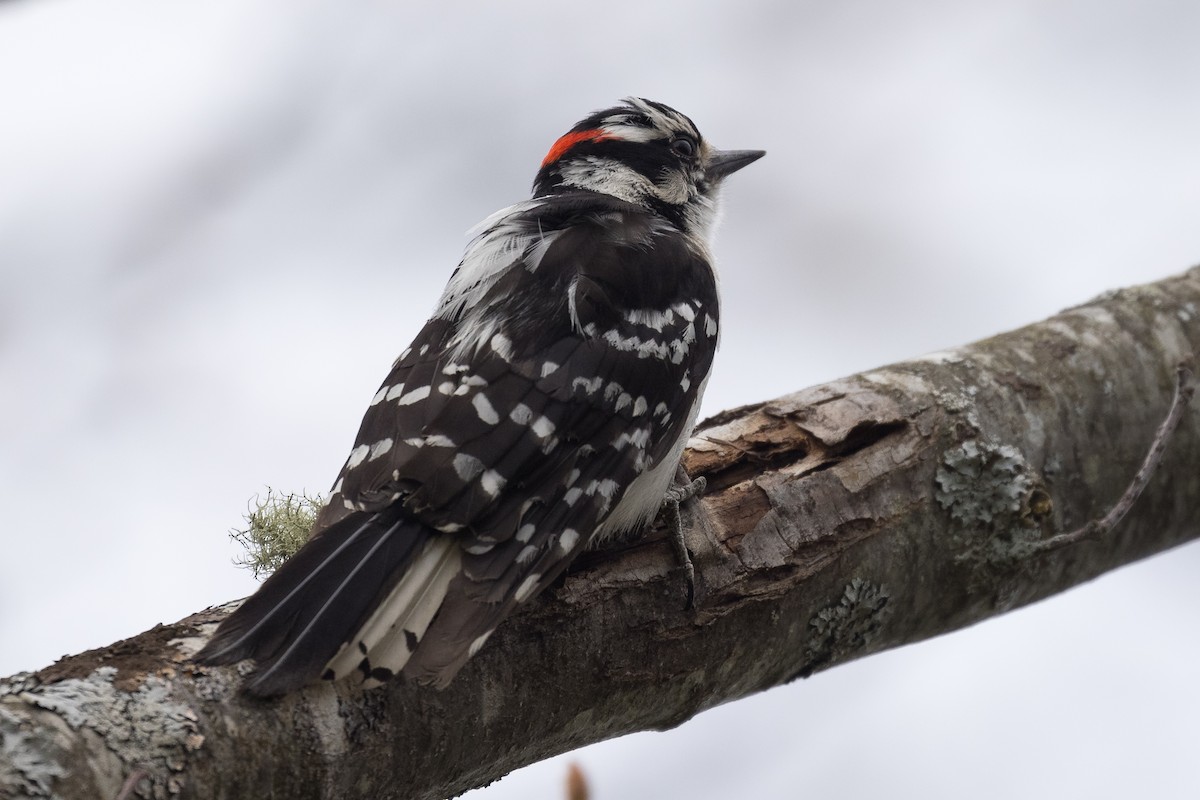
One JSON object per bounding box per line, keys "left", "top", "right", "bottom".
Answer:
{"left": 3, "top": 267, "right": 1198, "bottom": 800}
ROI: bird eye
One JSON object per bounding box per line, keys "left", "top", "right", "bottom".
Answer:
{"left": 670, "top": 137, "right": 697, "bottom": 159}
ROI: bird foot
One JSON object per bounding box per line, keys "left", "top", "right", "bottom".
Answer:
{"left": 658, "top": 467, "right": 706, "bottom": 608}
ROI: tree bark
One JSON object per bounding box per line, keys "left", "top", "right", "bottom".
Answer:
{"left": 3, "top": 267, "right": 1198, "bottom": 800}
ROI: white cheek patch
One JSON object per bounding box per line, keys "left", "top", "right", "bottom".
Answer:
{"left": 654, "top": 169, "right": 692, "bottom": 205}
{"left": 557, "top": 157, "right": 656, "bottom": 205}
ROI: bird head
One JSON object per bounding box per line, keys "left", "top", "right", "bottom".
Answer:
{"left": 532, "top": 97, "right": 764, "bottom": 236}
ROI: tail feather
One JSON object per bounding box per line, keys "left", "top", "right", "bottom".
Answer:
{"left": 399, "top": 584, "right": 509, "bottom": 687}
{"left": 195, "top": 507, "right": 428, "bottom": 697}
{"left": 197, "top": 513, "right": 382, "bottom": 665}
{"left": 324, "top": 537, "right": 462, "bottom": 686}
{"left": 401, "top": 533, "right": 588, "bottom": 687}
{"left": 197, "top": 504, "right": 561, "bottom": 694}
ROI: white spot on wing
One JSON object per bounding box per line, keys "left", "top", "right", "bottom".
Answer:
{"left": 516, "top": 523, "right": 536, "bottom": 542}
{"left": 514, "top": 574, "right": 541, "bottom": 603}
{"left": 398, "top": 385, "right": 431, "bottom": 406}
{"left": 368, "top": 438, "right": 393, "bottom": 461}
{"left": 625, "top": 307, "right": 675, "bottom": 331}
{"left": 472, "top": 393, "right": 500, "bottom": 424}
{"left": 572, "top": 376, "right": 604, "bottom": 395}
{"left": 371, "top": 386, "right": 390, "bottom": 406}
{"left": 673, "top": 302, "right": 696, "bottom": 322}
{"left": 480, "top": 469, "right": 506, "bottom": 497}
{"left": 454, "top": 453, "right": 485, "bottom": 481}
{"left": 613, "top": 428, "right": 651, "bottom": 450}
{"left": 532, "top": 416, "right": 556, "bottom": 438}
{"left": 510, "top": 403, "right": 533, "bottom": 424}
{"left": 559, "top": 528, "right": 580, "bottom": 552}
{"left": 490, "top": 332, "right": 514, "bottom": 360}
{"left": 386, "top": 383, "right": 407, "bottom": 401}
{"left": 347, "top": 444, "right": 370, "bottom": 469}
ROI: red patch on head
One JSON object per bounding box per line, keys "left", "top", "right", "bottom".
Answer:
{"left": 541, "top": 129, "right": 613, "bottom": 168}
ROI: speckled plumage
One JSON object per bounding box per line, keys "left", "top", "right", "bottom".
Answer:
{"left": 196, "top": 98, "right": 763, "bottom": 696}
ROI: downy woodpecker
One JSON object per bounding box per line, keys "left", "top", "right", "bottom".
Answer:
{"left": 196, "top": 98, "right": 764, "bottom": 696}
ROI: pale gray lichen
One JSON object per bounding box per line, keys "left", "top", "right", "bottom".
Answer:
{"left": 800, "top": 578, "right": 892, "bottom": 676}
{"left": 25, "top": 667, "right": 203, "bottom": 798}
{"left": 0, "top": 672, "right": 39, "bottom": 698}
{"left": 935, "top": 439, "right": 1034, "bottom": 526}
{"left": 934, "top": 386, "right": 982, "bottom": 430}
{"left": 934, "top": 389, "right": 972, "bottom": 413}
{"left": 0, "top": 706, "right": 66, "bottom": 798}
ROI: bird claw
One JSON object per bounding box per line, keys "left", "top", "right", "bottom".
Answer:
{"left": 663, "top": 474, "right": 706, "bottom": 505}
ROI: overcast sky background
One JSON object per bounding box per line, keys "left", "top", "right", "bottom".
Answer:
{"left": 1, "top": 1, "right": 1198, "bottom": 797}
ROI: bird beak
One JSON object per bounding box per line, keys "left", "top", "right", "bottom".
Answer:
{"left": 707, "top": 149, "right": 766, "bottom": 179}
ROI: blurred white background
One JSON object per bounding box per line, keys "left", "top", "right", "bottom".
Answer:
{"left": 2, "top": 0, "right": 1198, "bottom": 797}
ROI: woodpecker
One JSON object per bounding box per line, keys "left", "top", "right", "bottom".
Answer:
{"left": 196, "top": 98, "right": 764, "bottom": 696}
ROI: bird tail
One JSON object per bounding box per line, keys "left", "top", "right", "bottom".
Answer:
{"left": 195, "top": 506, "right": 458, "bottom": 697}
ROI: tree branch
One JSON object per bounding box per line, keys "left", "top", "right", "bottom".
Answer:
{"left": 3, "top": 267, "right": 1198, "bottom": 800}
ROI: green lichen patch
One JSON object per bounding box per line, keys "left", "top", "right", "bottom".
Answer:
{"left": 799, "top": 578, "right": 892, "bottom": 677}
{"left": 935, "top": 439, "right": 1033, "bottom": 526}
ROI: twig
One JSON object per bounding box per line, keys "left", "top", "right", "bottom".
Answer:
{"left": 114, "top": 769, "right": 148, "bottom": 800}
{"left": 1034, "top": 359, "right": 1195, "bottom": 552}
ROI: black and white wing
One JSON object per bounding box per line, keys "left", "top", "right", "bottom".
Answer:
{"left": 196, "top": 193, "right": 719, "bottom": 695}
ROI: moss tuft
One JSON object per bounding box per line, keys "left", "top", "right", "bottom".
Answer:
{"left": 230, "top": 488, "right": 323, "bottom": 579}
